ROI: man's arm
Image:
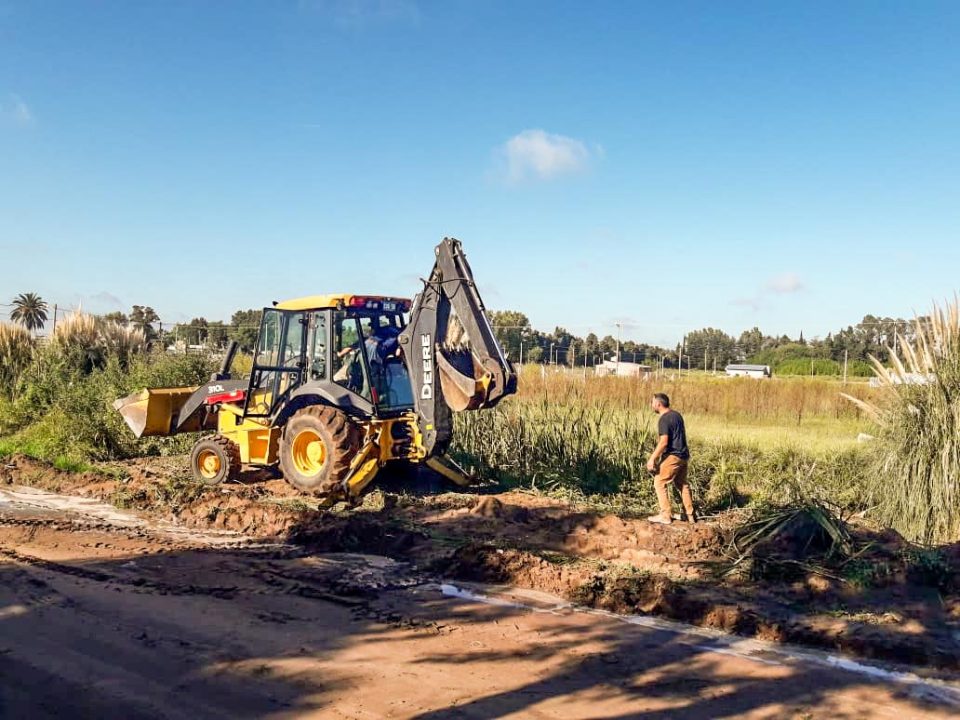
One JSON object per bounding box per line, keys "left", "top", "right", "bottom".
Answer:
{"left": 647, "top": 434, "right": 669, "bottom": 471}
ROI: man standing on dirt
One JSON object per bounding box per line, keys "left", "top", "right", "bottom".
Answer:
{"left": 646, "top": 393, "right": 696, "bottom": 525}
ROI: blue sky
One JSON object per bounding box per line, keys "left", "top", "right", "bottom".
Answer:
{"left": 2, "top": 1, "right": 959, "bottom": 346}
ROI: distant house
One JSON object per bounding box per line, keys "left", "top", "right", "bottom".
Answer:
{"left": 596, "top": 360, "right": 653, "bottom": 378}
{"left": 725, "top": 364, "right": 772, "bottom": 379}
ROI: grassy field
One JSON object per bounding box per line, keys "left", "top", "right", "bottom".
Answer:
{"left": 451, "top": 367, "right": 876, "bottom": 515}
{"left": 686, "top": 413, "right": 866, "bottom": 453}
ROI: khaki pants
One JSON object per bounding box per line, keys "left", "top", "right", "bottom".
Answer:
{"left": 654, "top": 455, "right": 694, "bottom": 519}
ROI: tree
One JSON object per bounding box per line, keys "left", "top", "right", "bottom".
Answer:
{"left": 737, "top": 327, "right": 764, "bottom": 361}
{"left": 229, "top": 309, "right": 263, "bottom": 352}
{"left": 599, "top": 335, "right": 617, "bottom": 359}
{"left": 488, "top": 310, "right": 531, "bottom": 362}
{"left": 174, "top": 317, "right": 208, "bottom": 346}
{"left": 207, "top": 321, "right": 228, "bottom": 348}
{"left": 10, "top": 292, "right": 48, "bottom": 333}
{"left": 684, "top": 328, "right": 736, "bottom": 370}
{"left": 583, "top": 333, "right": 600, "bottom": 365}
{"left": 130, "top": 305, "right": 160, "bottom": 340}
{"left": 102, "top": 311, "right": 128, "bottom": 325}
{"left": 550, "top": 326, "right": 574, "bottom": 365}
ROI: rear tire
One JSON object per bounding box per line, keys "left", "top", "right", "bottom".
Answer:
{"left": 279, "top": 405, "right": 361, "bottom": 495}
{"left": 189, "top": 435, "right": 241, "bottom": 486}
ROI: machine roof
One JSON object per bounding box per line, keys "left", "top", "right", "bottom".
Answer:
{"left": 274, "top": 294, "right": 412, "bottom": 311}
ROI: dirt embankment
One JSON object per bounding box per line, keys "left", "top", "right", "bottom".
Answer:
{"left": 3, "top": 453, "right": 960, "bottom": 673}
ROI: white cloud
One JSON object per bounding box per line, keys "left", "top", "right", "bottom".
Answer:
{"left": 765, "top": 272, "right": 804, "bottom": 294}
{"left": 0, "top": 94, "right": 33, "bottom": 127}
{"left": 733, "top": 272, "right": 805, "bottom": 311}
{"left": 500, "top": 129, "right": 595, "bottom": 183}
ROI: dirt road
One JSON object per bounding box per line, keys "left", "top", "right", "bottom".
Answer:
{"left": 0, "top": 486, "right": 957, "bottom": 719}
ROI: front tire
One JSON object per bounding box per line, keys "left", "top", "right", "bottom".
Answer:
{"left": 189, "top": 435, "right": 241, "bottom": 486}
{"left": 279, "top": 406, "right": 360, "bottom": 494}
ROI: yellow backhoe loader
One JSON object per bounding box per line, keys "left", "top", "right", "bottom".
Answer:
{"left": 114, "top": 238, "right": 517, "bottom": 500}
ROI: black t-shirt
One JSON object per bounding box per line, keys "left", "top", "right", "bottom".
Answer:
{"left": 657, "top": 410, "right": 689, "bottom": 460}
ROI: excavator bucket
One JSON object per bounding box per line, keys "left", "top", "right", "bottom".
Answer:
{"left": 112, "top": 387, "right": 200, "bottom": 438}
{"left": 436, "top": 348, "right": 490, "bottom": 412}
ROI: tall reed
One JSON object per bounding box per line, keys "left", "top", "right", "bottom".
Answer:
{"left": 0, "top": 323, "right": 34, "bottom": 396}
{"left": 844, "top": 298, "right": 960, "bottom": 543}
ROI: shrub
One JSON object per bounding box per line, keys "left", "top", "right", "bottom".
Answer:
{"left": 777, "top": 358, "right": 841, "bottom": 376}
{"left": 98, "top": 321, "right": 146, "bottom": 365}
{"left": 0, "top": 323, "right": 34, "bottom": 396}
{"left": 844, "top": 298, "right": 960, "bottom": 544}
{"left": 0, "top": 341, "right": 215, "bottom": 463}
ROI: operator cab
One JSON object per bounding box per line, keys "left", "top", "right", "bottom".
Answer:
{"left": 246, "top": 295, "right": 414, "bottom": 419}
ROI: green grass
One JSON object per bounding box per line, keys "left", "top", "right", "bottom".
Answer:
{"left": 686, "top": 413, "right": 868, "bottom": 454}
{"left": 0, "top": 436, "right": 94, "bottom": 473}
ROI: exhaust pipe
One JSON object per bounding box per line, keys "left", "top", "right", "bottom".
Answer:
{"left": 212, "top": 341, "right": 239, "bottom": 381}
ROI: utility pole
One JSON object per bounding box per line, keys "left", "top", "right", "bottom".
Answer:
{"left": 51, "top": 304, "right": 58, "bottom": 334}
{"left": 519, "top": 337, "right": 523, "bottom": 366}
{"left": 843, "top": 349, "right": 849, "bottom": 385}
{"left": 678, "top": 336, "right": 684, "bottom": 378}
{"left": 615, "top": 322, "right": 622, "bottom": 376}
{"left": 550, "top": 342, "right": 555, "bottom": 365}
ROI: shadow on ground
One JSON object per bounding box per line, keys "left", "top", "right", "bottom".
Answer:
{"left": 0, "top": 534, "right": 956, "bottom": 719}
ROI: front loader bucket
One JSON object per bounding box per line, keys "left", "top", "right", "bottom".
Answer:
{"left": 113, "top": 387, "right": 200, "bottom": 438}
{"left": 436, "top": 349, "right": 491, "bottom": 412}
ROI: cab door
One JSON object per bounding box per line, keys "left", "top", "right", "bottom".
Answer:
{"left": 245, "top": 309, "right": 307, "bottom": 417}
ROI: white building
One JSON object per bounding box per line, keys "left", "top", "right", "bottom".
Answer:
{"left": 596, "top": 360, "right": 653, "bottom": 378}
{"left": 725, "top": 364, "right": 772, "bottom": 379}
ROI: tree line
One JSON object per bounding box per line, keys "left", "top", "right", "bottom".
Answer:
{"left": 489, "top": 311, "right": 925, "bottom": 376}
{"left": 4, "top": 292, "right": 928, "bottom": 376}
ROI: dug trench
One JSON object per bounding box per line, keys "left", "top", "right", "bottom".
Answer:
{"left": 3, "top": 453, "right": 960, "bottom": 676}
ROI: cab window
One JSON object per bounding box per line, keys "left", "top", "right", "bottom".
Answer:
{"left": 308, "top": 311, "right": 327, "bottom": 381}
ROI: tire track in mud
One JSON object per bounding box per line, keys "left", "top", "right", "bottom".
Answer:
{"left": 0, "top": 508, "right": 435, "bottom": 628}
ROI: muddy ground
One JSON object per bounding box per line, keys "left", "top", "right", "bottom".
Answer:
{"left": 3, "top": 452, "right": 959, "bottom": 681}
{"left": 2, "top": 500, "right": 957, "bottom": 720}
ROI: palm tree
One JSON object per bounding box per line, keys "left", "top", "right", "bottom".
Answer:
{"left": 10, "top": 292, "right": 48, "bottom": 333}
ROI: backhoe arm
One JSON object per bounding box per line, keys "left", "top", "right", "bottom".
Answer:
{"left": 399, "top": 237, "right": 517, "bottom": 456}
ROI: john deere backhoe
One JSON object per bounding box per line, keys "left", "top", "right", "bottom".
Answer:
{"left": 113, "top": 238, "right": 516, "bottom": 500}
